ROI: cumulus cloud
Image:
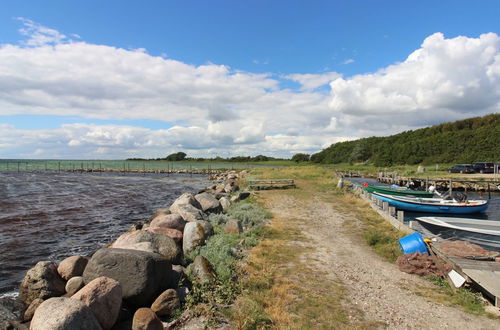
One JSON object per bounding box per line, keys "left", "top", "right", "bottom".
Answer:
{"left": 330, "top": 33, "right": 500, "bottom": 125}
{"left": 0, "top": 20, "right": 498, "bottom": 159}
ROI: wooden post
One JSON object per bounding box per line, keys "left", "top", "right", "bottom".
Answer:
{"left": 382, "top": 201, "right": 389, "bottom": 212}
{"left": 488, "top": 183, "right": 491, "bottom": 199}
{"left": 397, "top": 210, "right": 404, "bottom": 222}
{"left": 389, "top": 206, "right": 396, "bottom": 217}
{"left": 18, "top": 162, "right": 20, "bottom": 172}
{"left": 449, "top": 179, "right": 452, "bottom": 197}
{"left": 58, "top": 162, "right": 61, "bottom": 172}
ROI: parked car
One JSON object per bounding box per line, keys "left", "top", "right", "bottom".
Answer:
{"left": 472, "top": 162, "right": 495, "bottom": 174}
{"left": 448, "top": 164, "right": 475, "bottom": 174}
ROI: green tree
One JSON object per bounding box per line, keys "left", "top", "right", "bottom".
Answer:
{"left": 291, "top": 153, "right": 310, "bottom": 163}
{"left": 165, "top": 152, "right": 187, "bottom": 161}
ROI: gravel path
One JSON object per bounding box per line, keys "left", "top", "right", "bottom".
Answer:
{"left": 263, "top": 192, "right": 499, "bottom": 329}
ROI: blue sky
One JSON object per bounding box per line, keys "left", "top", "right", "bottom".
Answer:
{"left": 0, "top": 1, "right": 499, "bottom": 159}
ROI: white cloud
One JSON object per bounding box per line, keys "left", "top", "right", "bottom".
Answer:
{"left": 342, "top": 58, "right": 355, "bottom": 65}
{"left": 0, "top": 20, "right": 498, "bottom": 159}
{"left": 330, "top": 33, "right": 500, "bottom": 123}
{"left": 285, "top": 72, "right": 342, "bottom": 90}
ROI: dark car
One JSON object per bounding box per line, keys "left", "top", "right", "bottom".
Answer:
{"left": 448, "top": 164, "right": 475, "bottom": 174}
{"left": 472, "top": 162, "right": 495, "bottom": 174}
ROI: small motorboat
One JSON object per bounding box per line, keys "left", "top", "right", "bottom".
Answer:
{"left": 362, "top": 183, "right": 434, "bottom": 198}
{"left": 416, "top": 217, "right": 500, "bottom": 236}
{"left": 372, "top": 192, "right": 489, "bottom": 214}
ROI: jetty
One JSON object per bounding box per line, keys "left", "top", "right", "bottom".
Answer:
{"left": 247, "top": 179, "right": 296, "bottom": 190}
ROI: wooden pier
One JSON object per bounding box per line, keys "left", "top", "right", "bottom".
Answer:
{"left": 247, "top": 179, "right": 296, "bottom": 190}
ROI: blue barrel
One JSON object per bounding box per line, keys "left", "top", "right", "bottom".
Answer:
{"left": 398, "top": 233, "right": 428, "bottom": 254}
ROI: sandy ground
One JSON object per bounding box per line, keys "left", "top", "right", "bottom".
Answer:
{"left": 262, "top": 192, "right": 499, "bottom": 329}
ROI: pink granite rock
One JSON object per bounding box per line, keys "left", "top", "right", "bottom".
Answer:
{"left": 149, "top": 213, "right": 186, "bottom": 231}
{"left": 71, "top": 276, "right": 122, "bottom": 329}
{"left": 57, "top": 256, "right": 89, "bottom": 280}
{"left": 144, "top": 226, "right": 183, "bottom": 243}
{"left": 132, "top": 307, "right": 163, "bottom": 330}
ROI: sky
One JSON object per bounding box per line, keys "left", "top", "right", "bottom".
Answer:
{"left": 0, "top": 0, "right": 499, "bottom": 159}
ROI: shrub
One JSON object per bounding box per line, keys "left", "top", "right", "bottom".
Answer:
{"left": 226, "top": 201, "right": 271, "bottom": 228}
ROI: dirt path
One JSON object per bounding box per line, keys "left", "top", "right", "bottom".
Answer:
{"left": 261, "top": 190, "right": 499, "bottom": 329}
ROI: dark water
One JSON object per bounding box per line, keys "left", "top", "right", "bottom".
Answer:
{"left": 0, "top": 171, "right": 208, "bottom": 295}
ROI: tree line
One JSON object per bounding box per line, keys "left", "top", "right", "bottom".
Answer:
{"left": 310, "top": 113, "right": 500, "bottom": 166}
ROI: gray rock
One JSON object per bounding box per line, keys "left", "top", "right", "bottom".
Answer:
{"left": 83, "top": 248, "right": 171, "bottom": 307}
{"left": 190, "top": 256, "right": 215, "bottom": 283}
{"left": 30, "top": 297, "right": 102, "bottom": 330}
{"left": 194, "top": 192, "right": 222, "bottom": 213}
{"left": 151, "top": 289, "right": 180, "bottom": 317}
{"left": 149, "top": 213, "right": 186, "bottom": 231}
{"left": 224, "top": 219, "right": 243, "bottom": 234}
{"left": 224, "top": 183, "right": 239, "bottom": 193}
{"left": 19, "top": 261, "right": 66, "bottom": 306}
{"left": 112, "top": 230, "right": 181, "bottom": 264}
{"left": 170, "top": 203, "right": 206, "bottom": 223}
{"left": 147, "top": 209, "right": 171, "bottom": 222}
{"left": 170, "top": 193, "right": 202, "bottom": 210}
{"left": 66, "top": 276, "right": 85, "bottom": 296}
{"left": 182, "top": 222, "right": 206, "bottom": 255}
{"left": 0, "top": 296, "right": 24, "bottom": 323}
{"left": 197, "top": 220, "right": 213, "bottom": 237}
{"left": 219, "top": 197, "right": 231, "bottom": 211}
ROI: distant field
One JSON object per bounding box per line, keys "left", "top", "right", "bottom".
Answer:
{"left": 0, "top": 159, "right": 292, "bottom": 171}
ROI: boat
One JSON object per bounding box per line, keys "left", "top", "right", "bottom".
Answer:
{"left": 416, "top": 216, "right": 500, "bottom": 251}
{"left": 362, "top": 184, "right": 434, "bottom": 198}
{"left": 416, "top": 217, "right": 500, "bottom": 236}
{"left": 372, "top": 192, "right": 489, "bottom": 214}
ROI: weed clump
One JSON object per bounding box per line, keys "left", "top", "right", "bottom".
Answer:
{"left": 226, "top": 201, "right": 271, "bottom": 228}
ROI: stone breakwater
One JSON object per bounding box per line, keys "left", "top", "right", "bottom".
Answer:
{"left": 0, "top": 170, "right": 251, "bottom": 330}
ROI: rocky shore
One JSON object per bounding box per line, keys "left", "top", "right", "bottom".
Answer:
{"left": 0, "top": 170, "right": 252, "bottom": 330}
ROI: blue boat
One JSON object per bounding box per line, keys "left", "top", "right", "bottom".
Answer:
{"left": 372, "top": 192, "right": 489, "bottom": 214}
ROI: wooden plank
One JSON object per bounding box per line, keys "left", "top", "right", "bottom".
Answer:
{"left": 461, "top": 269, "right": 500, "bottom": 306}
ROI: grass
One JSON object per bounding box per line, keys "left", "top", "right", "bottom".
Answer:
{"left": 413, "top": 276, "right": 487, "bottom": 316}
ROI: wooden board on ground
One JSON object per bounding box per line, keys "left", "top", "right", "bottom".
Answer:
{"left": 248, "top": 179, "right": 296, "bottom": 190}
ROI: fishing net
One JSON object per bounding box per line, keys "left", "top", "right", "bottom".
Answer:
{"left": 437, "top": 240, "right": 499, "bottom": 260}
{"left": 396, "top": 253, "right": 451, "bottom": 277}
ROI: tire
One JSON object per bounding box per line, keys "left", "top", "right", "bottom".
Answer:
{"left": 460, "top": 170, "right": 463, "bottom": 174}
{"left": 448, "top": 170, "right": 452, "bottom": 173}
{"left": 480, "top": 170, "right": 484, "bottom": 174}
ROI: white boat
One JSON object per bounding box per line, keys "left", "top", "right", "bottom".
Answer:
{"left": 416, "top": 217, "right": 500, "bottom": 236}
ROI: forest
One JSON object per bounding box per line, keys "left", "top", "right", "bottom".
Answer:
{"left": 310, "top": 113, "right": 500, "bottom": 166}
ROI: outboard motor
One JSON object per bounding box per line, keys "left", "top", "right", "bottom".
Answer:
{"left": 452, "top": 191, "right": 467, "bottom": 203}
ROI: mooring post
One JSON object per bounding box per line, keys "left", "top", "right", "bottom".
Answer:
{"left": 382, "top": 201, "right": 389, "bottom": 212}
{"left": 449, "top": 179, "right": 452, "bottom": 197}
{"left": 17, "top": 162, "right": 20, "bottom": 172}
{"left": 397, "top": 210, "right": 404, "bottom": 222}
{"left": 389, "top": 206, "right": 396, "bottom": 217}
{"left": 58, "top": 162, "right": 61, "bottom": 173}
{"left": 488, "top": 183, "right": 491, "bottom": 199}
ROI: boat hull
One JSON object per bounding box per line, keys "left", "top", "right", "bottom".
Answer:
{"left": 372, "top": 193, "right": 488, "bottom": 214}
{"left": 363, "top": 185, "right": 434, "bottom": 198}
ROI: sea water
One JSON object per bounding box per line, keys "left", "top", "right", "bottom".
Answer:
{"left": 0, "top": 171, "right": 208, "bottom": 296}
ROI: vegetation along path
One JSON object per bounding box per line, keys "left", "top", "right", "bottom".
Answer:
{"left": 242, "top": 167, "right": 498, "bottom": 329}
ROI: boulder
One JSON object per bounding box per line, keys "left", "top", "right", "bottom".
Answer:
{"left": 30, "top": 297, "right": 102, "bottom": 330}
{"left": 214, "top": 185, "right": 226, "bottom": 194}
{"left": 72, "top": 277, "right": 122, "bottom": 330}
{"left": 149, "top": 213, "right": 186, "bottom": 231}
{"left": 224, "top": 183, "right": 239, "bottom": 193}
{"left": 170, "top": 193, "right": 202, "bottom": 211}
{"left": 147, "top": 209, "right": 171, "bottom": 222}
{"left": 194, "top": 192, "right": 222, "bottom": 213}
{"left": 131, "top": 308, "right": 163, "bottom": 330}
{"left": 57, "top": 256, "right": 89, "bottom": 280}
{"left": 23, "top": 298, "right": 43, "bottom": 322}
{"left": 182, "top": 222, "right": 206, "bottom": 255}
{"left": 112, "top": 230, "right": 181, "bottom": 264}
{"left": 151, "top": 289, "right": 180, "bottom": 317}
{"left": 190, "top": 256, "right": 215, "bottom": 283}
{"left": 83, "top": 248, "right": 171, "bottom": 307}
{"left": 197, "top": 220, "right": 213, "bottom": 238}
{"left": 0, "top": 296, "right": 25, "bottom": 324}
{"left": 238, "top": 191, "right": 251, "bottom": 201}
{"left": 71, "top": 276, "right": 122, "bottom": 329}
{"left": 224, "top": 219, "right": 243, "bottom": 234}
{"left": 219, "top": 197, "right": 231, "bottom": 211}
{"left": 65, "top": 276, "right": 85, "bottom": 296}
{"left": 19, "top": 261, "right": 66, "bottom": 306}
{"left": 170, "top": 203, "right": 206, "bottom": 223}
{"left": 144, "top": 227, "right": 183, "bottom": 244}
